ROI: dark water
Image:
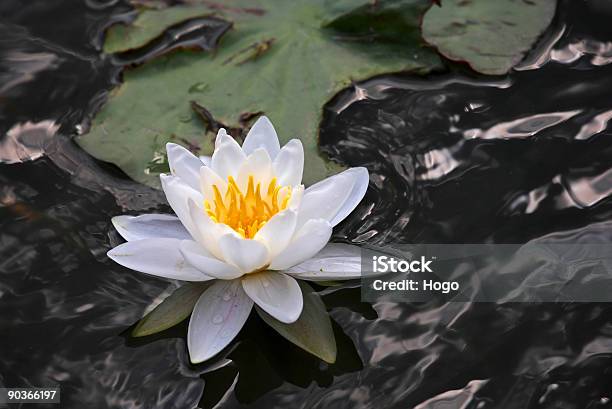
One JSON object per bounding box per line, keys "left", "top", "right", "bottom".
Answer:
{"left": 1, "top": 1, "right": 612, "bottom": 408}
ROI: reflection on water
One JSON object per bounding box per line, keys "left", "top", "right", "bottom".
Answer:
{"left": 0, "top": 121, "right": 59, "bottom": 164}
{"left": 1, "top": 0, "right": 612, "bottom": 408}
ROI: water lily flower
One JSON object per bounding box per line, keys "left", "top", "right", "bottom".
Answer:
{"left": 107, "top": 116, "right": 368, "bottom": 363}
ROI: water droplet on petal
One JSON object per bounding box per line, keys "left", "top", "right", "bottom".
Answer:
{"left": 212, "top": 314, "right": 224, "bottom": 324}
{"left": 222, "top": 292, "right": 232, "bottom": 301}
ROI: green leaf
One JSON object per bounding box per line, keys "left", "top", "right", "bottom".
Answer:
{"left": 315, "top": 280, "right": 344, "bottom": 287}
{"left": 132, "top": 281, "right": 212, "bottom": 337}
{"left": 256, "top": 280, "right": 337, "bottom": 363}
{"left": 421, "top": 0, "right": 556, "bottom": 75}
{"left": 77, "top": 0, "right": 441, "bottom": 187}
{"left": 324, "top": 0, "right": 434, "bottom": 45}
{"left": 104, "top": 5, "right": 213, "bottom": 54}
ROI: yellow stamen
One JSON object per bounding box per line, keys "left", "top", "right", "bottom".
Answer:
{"left": 204, "top": 175, "right": 292, "bottom": 238}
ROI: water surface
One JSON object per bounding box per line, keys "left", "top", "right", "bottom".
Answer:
{"left": 1, "top": 1, "right": 612, "bottom": 408}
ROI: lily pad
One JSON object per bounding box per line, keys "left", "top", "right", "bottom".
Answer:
{"left": 256, "top": 281, "right": 337, "bottom": 363}
{"left": 324, "top": 0, "right": 433, "bottom": 44}
{"left": 132, "top": 282, "right": 211, "bottom": 337}
{"left": 104, "top": 5, "right": 212, "bottom": 54}
{"left": 77, "top": 0, "right": 441, "bottom": 187}
{"left": 421, "top": 0, "right": 556, "bottom": 75}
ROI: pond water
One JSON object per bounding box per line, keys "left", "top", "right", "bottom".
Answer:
{"left": 1, "top": 0, "right": 612, "bottom": 408}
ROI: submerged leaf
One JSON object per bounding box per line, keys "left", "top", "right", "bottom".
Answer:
{"left": 421, "top": 0, "right": 556, "bottom": 75}
{"left": 78, "top": 0, "right": 441, "bottom": 187}
{"left": 132, "top": 282, "right": 212, "bottom": 337}
{"left": 256, "top": 280, "right": 337, "bottom": 363}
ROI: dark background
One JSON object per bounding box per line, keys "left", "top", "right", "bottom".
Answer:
{"left": 1, "top": 0, "right": 612, "bottom": 408}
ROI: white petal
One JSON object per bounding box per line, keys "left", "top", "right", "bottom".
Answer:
{"left": 329, "top": 167, "right": 369, "bottom": 226}
{"left": 285, "top": 243, "right": 362, "bottom": 281}
{"left": 277, "top": 186, "right": 291, "bottom": 207}
{"left": 180, "top": 240, "right": 243, "bottom": 280}
{"left": 287, "top": 185, "right": 304, "bottom": 210}
{"left": 273, "top": 139, "right": 304, "bottom": 186}
{"left": 219, "top": 233, "right": 270, "bottom": 273}
{"left": 111, "top": 214, "right": 190, "bottom": 241}
{"left": 166, "top": 143, "right": 203, "bottom": 191}
{"left": 199, "top": 155, "right": 212, "bottom": 166}
{"left": 214, "top": 128, "right": 233, "bottom": 148}
{"left": 188, "top": 279, "right": 253, "bottom": 363}
{"left": 188, "top": 198, "right": 232, "bottom": 258}
{"left": 269, "top": 219, "right": 332, "bottom": 270}
{"left": 237, "top": 148, "right": 273, "bottom": 191}
{"left": 211, "top": 131, "right": 246, "bottom": 179}
{"left": 296, "top": 167, "right": 369, "bottom": 230}
{"left": 160, "top": 174, "right": 203, "bottom": 240}
{"left": 107, "top": 238, "right": 211, "bottom": 281}
{"left": 241, "top": 116, "right": 281, "bottom": 158}
{"left": 241, "top": 271, "right": 303, "bottom": 323}
{"left": 254, "top": 209, "right": 297, "bottom": 258}
{"left": 200, "top": 166, "right": 227, "bottom": 201}
{"left": 295, "top": 172, "right": 353, "bottom": 228}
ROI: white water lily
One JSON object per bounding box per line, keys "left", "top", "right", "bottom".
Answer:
{"left": 107, "top": 116, "right": 368, "bottom": 363}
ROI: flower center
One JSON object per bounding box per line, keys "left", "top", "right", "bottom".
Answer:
{"left": 204, "top": 175, "right": 291, "bottom": 238}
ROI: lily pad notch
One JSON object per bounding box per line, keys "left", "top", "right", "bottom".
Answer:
{"left": 77, "top": 0, "right": 442, "bottom": 188}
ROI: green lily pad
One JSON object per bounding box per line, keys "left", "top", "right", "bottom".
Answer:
{"left": 421, "top": 0, "right": 556, "bottom": 75}
{"left": 256, "top": 280, "right": 337, "bottom": 363}
{"left": 132, "top": 282, "right": 211, "bottom": 337}
{"left": 104, "top": 5, "right": 212, "bottom": 54}
{"left": 77, "top": 0, "right": 441, "bottom": 187}
{"left": 324, "top": 0, "right": 433, "bottom": 44}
